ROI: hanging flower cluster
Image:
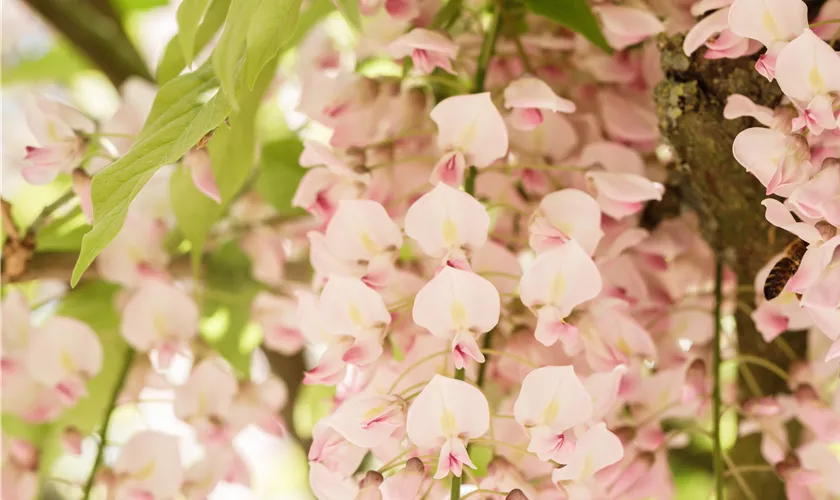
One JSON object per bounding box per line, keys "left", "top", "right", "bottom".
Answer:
{"left": 4, "top": 0, "right": 840, "bottom": 497}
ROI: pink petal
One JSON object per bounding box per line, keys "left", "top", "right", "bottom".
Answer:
{"left": 534, "top": 307, "right": 583, "bottom": 352}
{"left": 388, "top": 28, "right": 458, "bottom": 60}
{"left": 595, "top": 5, "right": 664, "bottom": 51}
{"left": 319, "top": 275, "right": 391, "bottom": 339}
{"left": 185, "top": 149, "right": 220, "bottom": 203}
{"left": 761, "top": 199, "right": 822, "bottom": 243}
{"left": 429, "top": 151, "right": 467, "bottom": 186}
{"left": 728, "top": 0, "right": 807, "bottom": 48}
{"left": 551, "top": 423, "right": 624, "bottom": 482}
{"left": 503, "top": 76, "right": 576, "bottom": 114}
{"left": 451, "top": 330, "right": 486, "bottom": 369}
{"left": 529, "top": 189, "right": 604, "bottom": 256}
{"left": 519, "top": 240, "right": 602, "bottom": 317}
{"left": 120, "top": 280, "right": 199, "bottom": 352}
{"left": 776, "top": 30, "right": 840, "bottom": 104}
{"left": 325, "top": 199, "right": 402, "bottom": 263}
{"left": 379, "top": 457, "right": 425, "bottom": 500}
{"left": 514, "top": 366, "right": 593, "bottom": 431}
{"left": 405, "top": 374, "right": 489, "bottom": 448}
{"left": 732, "top": 127, "right": 789, "bottom": 188}
{"left": 412, "top": 266, "right": 500, "bottom": 340}
{"left": 723, "top": 94, "right": 776, "bottom": 126}
{"left": 27, "top": 317, "right": 102, "bottom": 390}
{"left": 598, "top": 90, "right": 658, "bottom": 145}
{"left": 683, "top": 9, "right": 730, "bottom": 56}
{"left": 173, "top": 357, "right": 238, "bottom": 423}
{"left": 404, "top": 182, "right": 490, "bottom": 259}
{"left": 241, "top": 228, "right": 286, "bottom": 287}
{"left": 430, "top": 93, "right": 509, "bottom": 168}
{"left": 114, "top": 431, "right": 184, "bottom": 499}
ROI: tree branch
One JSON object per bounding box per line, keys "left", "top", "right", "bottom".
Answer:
{"left": 654, "top": 34, "right": 804, "bottom": 499}
{"left": 22, "top": 0, "right": 152, "bottom": 86}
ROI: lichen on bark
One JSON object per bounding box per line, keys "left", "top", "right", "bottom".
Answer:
{"left": 653, "top": 34, "right": 806, "bottom": 499}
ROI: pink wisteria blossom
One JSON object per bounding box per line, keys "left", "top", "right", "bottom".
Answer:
{"left": 406, "top": 374, "right": 490, "bottom": 479}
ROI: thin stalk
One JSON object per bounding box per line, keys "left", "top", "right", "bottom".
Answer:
{"left": 463, "top": 0, "right": 503, "bottom": 198}
{"left": 82, "top": 348, "right": 135, "bottom": 500}
{"left": 730, "top": 355, "right": 792, "bottom": 384}
{"left": 712, "top": 249, "right": 724, "bottom": 500}
{"left": 27, "top": 189, "right": 76, "bottom": 234}
{"left": 451, "top": 365, "right": 466, "bottom": 498}
{"left": 513, "top": 34, "right": 534, "bottom": 74}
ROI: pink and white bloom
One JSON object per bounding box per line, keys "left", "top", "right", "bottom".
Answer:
{"left": 728, "top": 0, "right": 808, "bottom": 80}
{"left": 595, "top": 5, "right": 665, "bottom": 51}
{"left": 241, "top": 228, "right": 286, "bottom": 287}
{"left": 230, "top": 375, "right": 289, "bottom": 437}
{"left": 1, "top": 290, "right": 31, "bottom": 380}
{"left": 519, "top": 241, "right": 602, "bottom": 352}
{"left": 300, "top": 276, "right": 390, "bottom": 385}
{"left": 776, "top": 30, "right": 840, "bottom": 134}
{"left": 786, "top": 165, "right": 840, "bottom": 227}
{"left": 412, "top": 266, "right": 501, "bottom": 369}
{"left": 551, "top": 423, "right": 624, "bottom": 494}
{"left": 732, "top": 127, "right": 813, "bottom": 196}
{"left": 120, "top": 280, "right": 199, "bottom": 369}
{"left": 26, "top": 317, "right": 102, "bottom": 406}
{"left": 96, "top": 214, "right": 170, "bottom": 288}
{"left": 513, "top": 366, "right": 593, "bottom": 462}
{"left": 579, "top": 141, "right": 664, "bottom": 219}
{"left": 174, "top": 357, "right": 239, "bottom": 446}
{"left": 406, "top": 375, "right": 490, "bottom": 479}
{"left": 529, "top": 189, "right": 604, "bottom": 255}
{"left": 292, "top": 141, "right": 369, "bottom": 221}
{"left": 404, "top": 182, "right": 490, "bottom": 268}
{"left": 388, "top": 29, "right": 458, "bottom": 75}
{"left": 329, "top": 393, "right": 406, "bottom": 448}
{"left": 429, "top": 93, "right": 509, "bottom": 185}
{"left": 113, "top": 431, "right": 184, "bottom": 500}
{"left": 320, "top": 199, "right": 403, "bottom": 286}
{"left": 21, "top": 95, "right": 93, "bottom": 185}
{"left": 251, "top": 292, "right": 305, "bottom": 355}
{"left": 357, "top": 458, "right": 425, "bottom": 500}
{"left": 683, "top": 8, "right": 754, "bottom": 59}
{"left": 503, "top": 76, "right": 576, "bottom": 130}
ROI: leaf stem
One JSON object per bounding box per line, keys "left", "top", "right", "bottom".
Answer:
{"left": 712, "top": 249, "right": 724, "bottom": 500}
{"left": 81, "top": 348, "right": 135, "bottom": 500}
{"left": 27, "top": 189, "right": 76, "bottom": 235}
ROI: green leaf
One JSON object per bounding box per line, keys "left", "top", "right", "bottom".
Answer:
{"left": 210, "top": 0, "right": 260, "bottom": 110}
{"left": 254, "top": 137, "right": 306, "bottom": 216}
{"left": 282, "top": 0, "right": 336, "bottom": 49}
{"left": 208, "top": 55, "right": 279, "bottom": 205}
{"left": 201, "top": 242, "right": 262, "bottom": 377}
{"left": 170, "top": 162, "right": 223, "bottom": 271}
{"left": 292, "top": 384, "right": 335, "bottom": 439}
{"left": 523, "top": 0, "right": 611, "bottom": 53}
{"left": 468, "top": 445, "right": 494, "bottom": 477}
{"left": 113, "top": 0, "right": 168, "bottom": 13}
{"left": 72, "top": 69, "right": 231, "bottom": 286}
{"left": 35, "top": 282, "right": 130, "bottom": 484}
{"left": 2, "top": 43, "right": 91, "bottom": 85}
{"left": 36, "top": 207, "right": 87, "bottom": 252}
{"left": 157, "top": 0, "right": 231, "bottom": 83}
{"left": 244, "top": 0, "right": 303, "bottom": 88}
{"left": 176, "top": 0, "right": 213, "bottom": 65}
{"left": 334, "top": 0, "right": 362, "bottom": 32}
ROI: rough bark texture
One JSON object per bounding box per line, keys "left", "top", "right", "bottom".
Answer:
{"left": 653, "top": 35, "right": 807, "bottom": 499}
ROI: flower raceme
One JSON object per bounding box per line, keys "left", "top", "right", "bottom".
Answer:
{"left": 10, "top": 0, "right": 840, "bottom": 496}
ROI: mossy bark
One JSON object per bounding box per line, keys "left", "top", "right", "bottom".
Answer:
{"left": 653, "top": 35, "right": 806, "bottom": 499}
